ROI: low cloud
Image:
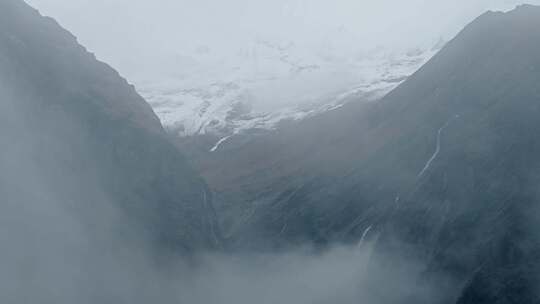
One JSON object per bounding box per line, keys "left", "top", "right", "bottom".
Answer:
{"left": 25, "top": 0, "right": 540, "bottom": 79}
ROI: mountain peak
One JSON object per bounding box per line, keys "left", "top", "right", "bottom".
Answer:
{"left": 475, "top": 3, "right": 540, "bottom": 25}
{"left": 513, "top": 3, "right": 540, "bottom": 12}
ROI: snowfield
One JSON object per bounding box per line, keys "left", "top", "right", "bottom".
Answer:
{"left": 135, "top": 38, "right": 442, "bottom": 145}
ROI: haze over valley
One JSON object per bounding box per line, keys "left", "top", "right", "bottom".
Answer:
{"left": 3, "top": 0, "right": 540, "bottom": 303}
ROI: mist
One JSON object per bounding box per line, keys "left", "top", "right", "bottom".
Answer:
{"left": 24, "top": 0, "right": 540, "bottom": 79}
{"left": 5, "top": 1, "right": 540, "bottom": 303}
{"left": 0, "top": 57, "right": 444, "bottom": 303}
{"left": 0, "top": 95, "right": 440, "bottom": 303}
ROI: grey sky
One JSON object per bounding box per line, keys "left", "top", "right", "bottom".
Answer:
{"left": 24, "top": 0, "right": 540, "bottom": 78}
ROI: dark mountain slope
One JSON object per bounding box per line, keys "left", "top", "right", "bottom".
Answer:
{"left": 0, "top": 0, "right": 220, "bottom": 254}
{"left": 180, "top": 4, "right": 540, "bottom": 303}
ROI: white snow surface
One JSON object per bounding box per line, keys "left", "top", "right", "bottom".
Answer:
{"left": 136, "top": 38, "right": 441, "bottom": 140}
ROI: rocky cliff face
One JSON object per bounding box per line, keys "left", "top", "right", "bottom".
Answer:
{"left": 185, "top": 4, "right": 540, "bottom": 303}
{"left": 0, "top": 0, "right": 220, "bottom": 255}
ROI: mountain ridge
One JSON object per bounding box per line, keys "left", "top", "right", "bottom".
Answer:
{"left": 0, "top": 0, "right": 221, "bottom": 255}
{"left": 176, "top": 4, "right": 540, "bottom": 303}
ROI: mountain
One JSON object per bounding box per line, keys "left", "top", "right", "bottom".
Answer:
{"left": 181, "top": 4, "right": 540, "bottom": 303}
{"left": 0, "top": 0, "right": 220, "bottom": 256}
{"left": 137, "top": 36, "right": 439, "bottom": 149}
{"left": 7, "top": 0, "right": 540, "bottom": 303}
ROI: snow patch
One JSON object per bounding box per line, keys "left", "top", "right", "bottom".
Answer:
{"left": 210, "top": 135, "right": 233, "bottom": 152}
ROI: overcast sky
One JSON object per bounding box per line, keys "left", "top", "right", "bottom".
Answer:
{"left": 24, "top": 0, "right": 540, "bottom": 78}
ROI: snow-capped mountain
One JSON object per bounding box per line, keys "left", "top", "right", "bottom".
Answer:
{"left": 136, "top": 36, "right": 442, "bottom": 150}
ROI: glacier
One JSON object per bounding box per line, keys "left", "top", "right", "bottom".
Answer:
{"left": 135, "top": 38, "right": 442, "bottom": 148}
